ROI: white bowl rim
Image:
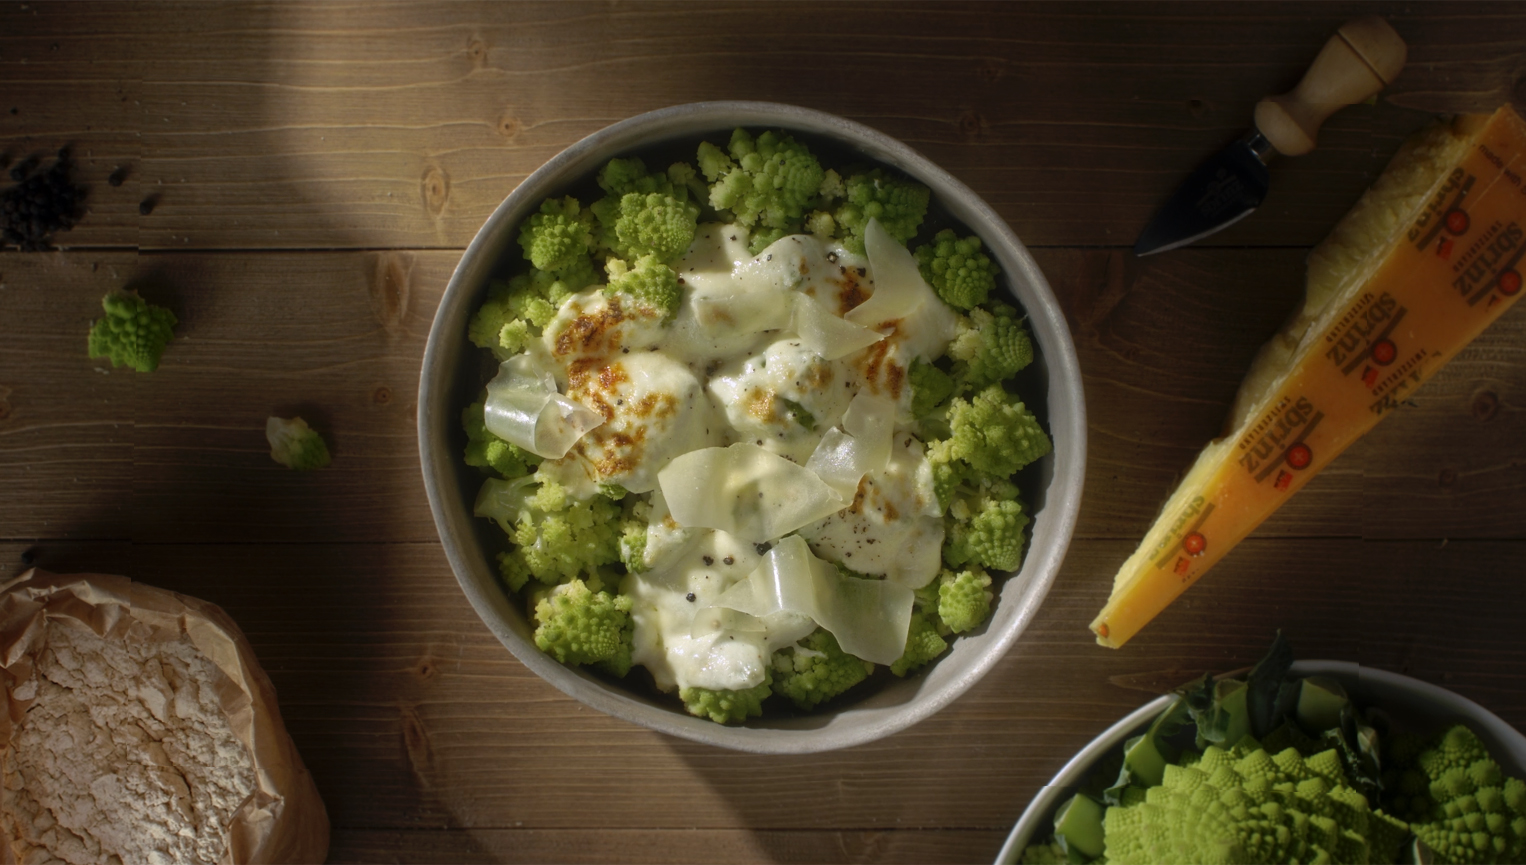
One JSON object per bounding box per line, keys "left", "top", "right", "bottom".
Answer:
{"left": 418, "top": 100, "right": 1088, "bottom": 754}
{"left": 993, "top": 660, "right": 1526, "bottom": 864}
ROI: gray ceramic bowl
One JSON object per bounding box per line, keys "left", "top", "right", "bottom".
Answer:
{"left": 995, "top": 661, "right": 1526, "bottom": 863}
{"left": 418, "top": 101, "right": 1087, "bottom": 753}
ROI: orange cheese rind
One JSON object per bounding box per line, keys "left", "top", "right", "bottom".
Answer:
{"left": 1094, "top": 106, "right": 1526, "bottom": 649}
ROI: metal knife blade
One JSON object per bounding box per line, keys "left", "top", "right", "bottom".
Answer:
{"left": 1133, "top": 132, "right": 1272, "bottom": 257}
{"left": 1132, "top": 16, "right": 1407, "bottom": 258}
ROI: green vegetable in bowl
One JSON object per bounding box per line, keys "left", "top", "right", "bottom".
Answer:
{"left": 1021, "top": 635, "right": 1526, "bottom": 864}
{"left": 462, "top": 127, "right": 1054, "bottom": 724}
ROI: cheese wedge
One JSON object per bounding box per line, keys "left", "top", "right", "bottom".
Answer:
{"left": 1093, "top": 106, "right": 1526, "bottom": 649}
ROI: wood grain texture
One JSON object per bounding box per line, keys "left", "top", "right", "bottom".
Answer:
{"left": 4, "top": 2, "right": 1526, "bottom": 251}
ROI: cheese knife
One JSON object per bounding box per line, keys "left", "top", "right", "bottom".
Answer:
{"left": 1133, "top": 16, "right": 1408, "bottom": 257}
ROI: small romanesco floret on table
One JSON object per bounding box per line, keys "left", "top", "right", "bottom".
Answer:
{"left": 591, "top": 158, "right": 700, "bottom": 264}
{"left": 474, "top": 476, "right": 623, "bottom": 592}
{"left": 833, "top": 168, "right": 930, "bottom": 255}
{"left": 698, "top": 128, "right": 825, "bottom": 254}
{"left": 517, "top": 195, "right": 596, "bottom": 273}
{"left": 949, "top": 302, "right": 1034, "bottom": 392}
{"left": 461, "top": 400, "right": 538, "bottom": 479}
{"left": 771, "top": 628, "right": 875, "bottom": 710}
{"left": 265, "top": 416, "right": 331, "bottom": 470}
{"left": 680, "top": 673, "right": 773, "bottom": 725}
{"left": 915, "top": 228, "right": 999, "bottom": 311}
{"left": 87, "top": 290, "right": 177, "bottom": 373}
{"left": 945, "top": 384, "right": 1052, "bottom": 478}
{"left": 936, "top": 568, "right": 993, "bottom": 634}
{"left": 604, "top": 254, "right": 681, "bottom": 321}
{"left": 532, "top": 578, "right": 634, "bottom": 676}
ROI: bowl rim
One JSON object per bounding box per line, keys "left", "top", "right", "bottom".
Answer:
{"left": 993, "top": 660, "right": 1526, "bottom": 864}
{"left": 418, "top": 100, "right": 1088, "bottom": 753}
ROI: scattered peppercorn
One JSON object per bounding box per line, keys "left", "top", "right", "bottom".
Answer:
{"left": 723, "top": 556, "right": 734, "bottom": 566}
{"left": 108, "top": 165, "right": 129, "bottom": 187}
{"left": 1, "top": 147, "right": 87, "bottom": 251}
{"left": 138, "top": 194, "right": 159, "bottom": 216}
{"left": 685, "top": 592, "right": 696, "bottom": 602}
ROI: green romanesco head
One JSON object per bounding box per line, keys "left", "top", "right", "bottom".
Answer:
{"left": 1104, "top": 745, "right": 1378, "bottom": 865}
{"left": 1403, "top": 725, "right": 1526, "bottom": 865}
{"left": 608, "top": 190, "right": 699, "bottom": 263}
{"left": 680, "top": 672, "right": 772, "bottom": 725}
{"left": 909, "top": 358, "right": 955, "bottom": 420}
{"left": 518, "top": 196, "right": 596, "bottom": 273}
{"left": 461, "top": 400, "right": 537, "bottom": 480}
{"left": 531, "top": 578, "right": 634, "bottom": 671}
{"left": 699, "top": 128, "right": 825, "bottom": 253}
{"left": 949, "top": 302, "right": 1034, "bottom": 392}
{"left": 604, "top": 254, "right": 681, "bottom": 321}
{"left": 87, "top": 290, "right": 178, "bottom": 373}
{"left": 619, "top": 498, "right": 650, "bottom": 574}
{"left": 915, "top": 229, "right": 999, "bottom": 311}
{"left": 936, "top": 568, "right": 993, "bottom": 634}
{"left": 771, "top": 628, "right": 874, "bottom": 710}
{"left": 944, "top": 495, "right": 1029, "bottom": 574}
{"left": 476, "top": 476, "right": 624, "bottom": 587}
{"left": 890, "top": 611, "right": 949, "bottom": 677}
{"left": 834, "top": 168, "right": 930, "bottom": 255}
{"left": 947, "top": 384, "right": 1052, "bottom": 478}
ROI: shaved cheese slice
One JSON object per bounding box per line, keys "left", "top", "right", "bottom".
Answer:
{"left": 804, "top": 391, "right": 897, "bottom": 499}
{"left": 791, "top": 292, "right": 884, "bottom": 360}
{"left": 657, "top": 443, "right": 846, "bottom": 542}
{"left": 846, "top": 218, "right": 926, "bottom": 327}
{"left": 712, "top": 535, "right": 913, "bottom": 665}
{"left": 483, "top": 354, "right": 605, "bottom": 459}
{"left": 689, "top": 606, "right": 818, "bottom": 654}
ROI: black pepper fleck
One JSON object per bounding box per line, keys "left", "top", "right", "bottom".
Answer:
{"left": 1, "top": 147, "right": 87, "bottom": 251}
{"left": 138, "top": 194, "right": 159, "bottom": 216}
{"left": 702, "top": 555, "right": 714, "bottom": 566}
{"left": 686, "top": 592, "right": 696, "bottom": 602}
{"left": 107, "top": 165, "right": 129, "bottom": 187}
{"left": 856, "top": 267, "right": 867, "bottom": 277}
{"left": 754, "top": 542, "right": 772, "bottom": 555}
{"left": 723, "top": 556, "right": 734, "bottom": 565}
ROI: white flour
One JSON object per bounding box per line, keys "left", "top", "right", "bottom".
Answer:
{"left": 3, "top": 620, "right": 256, "bottom": 865}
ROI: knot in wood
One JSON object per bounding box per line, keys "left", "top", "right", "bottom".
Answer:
{"left": 420, "top": 166, "right": 450, "bottom": 217}
{"left": 1471, "top": 389, "right": 1500, "bottom": 422}
{"left": 369, "top": 252, "right": 413, "bottom": 332}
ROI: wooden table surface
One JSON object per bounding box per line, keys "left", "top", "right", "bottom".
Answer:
{"left": 4, "top": 3, "right": 1525, "bottom": 863}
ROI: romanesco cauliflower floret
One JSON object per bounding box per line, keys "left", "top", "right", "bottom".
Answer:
{"left": 946, "top": 384, "right": 1052, "bottom": 478}
{"left": 609, "top": 190, "right": 699, "bottom": 263}
{"left": 469, "top": 268, "right": 593, "bottom": 358}
{"left": 461, "top": 400, "right": 537, "bottom": 479}
{"left": 477, "top": 477, "right": 623, "bottom": 590}
{"left": 517, "top": 195, "right": 596, "bottom": 273}
{"left": 680, "top": 672, "right": 772, "bottom": 724}
{"left": 891, "top": 610, "right": 949, "bottom": 677}
{"left": 949, "top": 302, "right": 1035, "bottom": 391}
{"left": 699, "top": 128, "right": 825, "bottom": 254}
{"left": 909, "top": 358, "right": 955, "bottom": 419}
{"left": 771, "top": 628, "right": 874, "bottom": 710}
{"left": 605, "top": 254, "right": 681, "bottom": 321}
{"left": 265, "top": 416, "right": 331, "bottom": 471}
{"left": 915, "top": 228, "right": 999, "bottom": 311}
{"left": 834, "top": 168, "right": 930, "bottom": 255}
{"left": 944, "top": 494, "right": 1029, "bottom": 573}
{"left": 87, "top": 290, "right": 177, "bottom": 373}
{"left": 618, "top": 498, "right": 650, "bottom": 574}
{"left": 936, "top": 568, "right": 993, "bottom": 634}
{"left": 531, "top": 578, "right": 634, "bottom": 675}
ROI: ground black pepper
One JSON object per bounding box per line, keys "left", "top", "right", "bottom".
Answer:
{"left": 1, "top": 147, "right": 87, "bottom": 251}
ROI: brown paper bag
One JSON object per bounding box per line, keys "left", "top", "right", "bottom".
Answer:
{"left": 0, "top": 569, "right": 329, "bottom": 864}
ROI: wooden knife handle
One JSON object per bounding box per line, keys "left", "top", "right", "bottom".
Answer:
{"left": 1254, "top": 16, "right": 1407, "bottom": 157}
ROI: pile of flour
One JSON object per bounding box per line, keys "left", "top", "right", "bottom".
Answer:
{"left": 2, "top": 620, "right": 256, "bottom": 865}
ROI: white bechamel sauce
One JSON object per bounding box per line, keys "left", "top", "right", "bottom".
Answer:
{"left": 706, "top": 337, "right": 856, "bottom": 464}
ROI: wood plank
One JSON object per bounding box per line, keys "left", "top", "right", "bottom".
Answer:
{"left": 6, "top": 537, "right": 1523, "bottom": 835}
{"left": 3, "top": 248, "right": 1522, "bottom": 544}
{"left": 328, "top": 828, "right": 1010, "bottom": 864}
{"left": 5, "top": 3, "right": 1525, "bottom": 250}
